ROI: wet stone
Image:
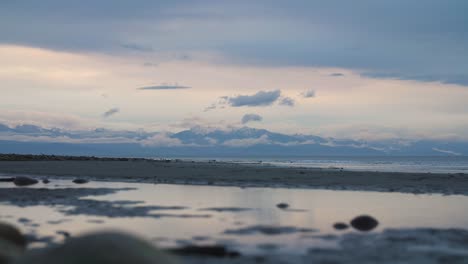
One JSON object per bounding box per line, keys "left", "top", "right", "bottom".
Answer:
{"left": 72, "top": 179, "right": 89, "bottom": 184}
{"left": 350, "top": 215, "right": 379, "bottom": 232}
{"left": 13, "top": 177, "right": 38, "bottom": 187}
{"left": 333, "top": 222, "right": 349, "bottom": 230}
{"left": 276, "top": 203, "right": 289, "bottom": 209}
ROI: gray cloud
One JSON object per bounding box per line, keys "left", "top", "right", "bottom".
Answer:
{"left": 225, "top": 90, "right": 281, "bottom": 107}
{"left": 1, "top": 1, "right": 467, "bottom": 85}
{"left": 241, "top": 114, "right": 263, "bottom": 124}
{"left": 138, "top": 85, "right": 191, "bottom": 90}
{"left": 279, "top": 97, "right": 295, "bottom": 107}
{"left": 301, "top": 90, "right": 315, "bottom": 98}
{"left": 102, "top": 108, "right": 120, "bottom": 118}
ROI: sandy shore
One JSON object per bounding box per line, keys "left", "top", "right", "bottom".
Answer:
{"left": 2, "top": 155, "right": 468, "bottom": 263}
{"left": 0, "top": 158, "right": 467, "bottom": 195}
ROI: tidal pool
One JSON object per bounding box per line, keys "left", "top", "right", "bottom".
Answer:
{"left": 1, "top": 179, "right": 468, "bottom": 255}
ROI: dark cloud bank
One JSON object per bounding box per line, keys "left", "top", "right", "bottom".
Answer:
{"left": 1, "top": 1, "right": 467, "bottom": 85}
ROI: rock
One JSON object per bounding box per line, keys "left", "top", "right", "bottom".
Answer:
{"left": 42, "top": 179, "right": 50, "bottom": 184}
{"left": 0, "top": 222, "right": 27, "bottom": 249}
{"left": 13, "top": 177, "right": 38, "bottom": 187}
{"left": 0, "top": 239, "right": 23, "bottom": 264}
{"left": 0, "top": 223, "right": 25, "bottom": 264}
{"left": 276, "top": 203, "right": 289, "bottom": 209}
{"left": 72, "top": 179, "right": 89, "bottom": 184}
{"left": 169, "top": 245, "right": 240, "bottom": 258}
{"left": 333, "top": 222, "right": 349, "bottom": 230}
{"left": 350, "top": 215, "right": 379, "bottom": 231}
{"left": 14, "top": 231, "right": 178, "bottom": 264}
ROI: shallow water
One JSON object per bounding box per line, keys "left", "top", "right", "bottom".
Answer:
{"left": 1, "top": 180, "right": 468, "bottom": 255}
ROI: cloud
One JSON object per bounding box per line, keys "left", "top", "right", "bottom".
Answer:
{"left": 224, "top": 90, "right": 281, "bottom": 107}
{"left": 207, "top": 90, "right": 296, "bottom": 110}
{"left": 138, "top": 84, "right": 191, "bottom": 90}
{"left": 241, "top": 114, "right": 263, "bottom": 124}
{"left": 102, "top": 108, "right": 120, "bottom": 118}
{"left": 2, "top": 1, "right": 467, "bottom": 85}
{"left": 279, "top": 97, "right": 295, "bottom": 106}
{"left": 301, "top": 90, "right": 315, "bottom": 98}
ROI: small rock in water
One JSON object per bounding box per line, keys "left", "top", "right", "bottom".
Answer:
{"left": 14, "top": 231, "right": 178, "bottom": 264}
{"left": 13, "top": 177, "right": 38, "bottom": 186}
{"left": 72, "top": 179, "right": 89, "bottom": 184}
{"left": 276, "top": 203, "right": 289, "bottom": 209}
{"left": 350, "top": 215, "right": 379, "bottom": 231}
{"left": 42, "top": 179, "right": 50, "bottom": 184}
{"left": 333, "top": 222, "right": 349, "bottom": 230}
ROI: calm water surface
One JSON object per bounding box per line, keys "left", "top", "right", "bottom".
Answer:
{"left": 1, "top": 180, "right": 468, "bottom": 255}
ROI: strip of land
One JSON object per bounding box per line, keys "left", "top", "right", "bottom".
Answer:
{"left": 0, "top": 154, "right": 467, "bottom": 195}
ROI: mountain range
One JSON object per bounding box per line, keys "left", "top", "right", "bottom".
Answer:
{"left": 0, "top": 123, "right": 466, "bottom": 157}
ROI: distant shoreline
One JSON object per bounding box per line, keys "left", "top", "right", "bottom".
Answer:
{"left": 0, "top": 153, "right": 467, "bottom": 195}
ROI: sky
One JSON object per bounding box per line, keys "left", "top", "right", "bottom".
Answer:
{"left": 1, "top": 0, "right": 468, "bottom": 141}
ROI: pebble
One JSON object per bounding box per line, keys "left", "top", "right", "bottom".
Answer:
{"left": 333, "top": 222, "right": 349, "bottom": 230}
{"left": 72, "top": 179, "right": 89, "bottom": 184}
{"left": 276, "top": 203, "right": 289, "bottom": 209}
{"left": 350, "top": 215, "right": 379, "bottom": 231}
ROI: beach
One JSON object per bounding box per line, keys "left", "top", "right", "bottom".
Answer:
{"left": 0, "top": 155, "right": 467, "bottom": 195}
{"left": 1, "top": 155, "right": 468, "bottom": 264}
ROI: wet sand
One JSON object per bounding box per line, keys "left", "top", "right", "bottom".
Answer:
{"left": 0, "top": 158, "right": 467, "bottom": 195}
{"left": 2, "top": 155, "right": 468, "bottom": 263}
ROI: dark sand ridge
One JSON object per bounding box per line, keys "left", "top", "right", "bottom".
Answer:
{"left": 0, "top": 154, "right": 467, "bottom": 195}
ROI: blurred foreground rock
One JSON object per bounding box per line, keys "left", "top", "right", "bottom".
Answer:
{"left": 14, "top": 231, "right": 178, "bottom": 264}
{"left": 0, "top": 222, "right": 26, "bottom": 264}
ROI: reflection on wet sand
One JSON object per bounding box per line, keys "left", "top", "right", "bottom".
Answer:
{"left": 1, "top": 178, "right": 468, "bottom": 263}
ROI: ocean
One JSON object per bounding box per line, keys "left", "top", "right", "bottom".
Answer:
{"left": 186, "top": 156, "right": 468, "bottom": 174}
